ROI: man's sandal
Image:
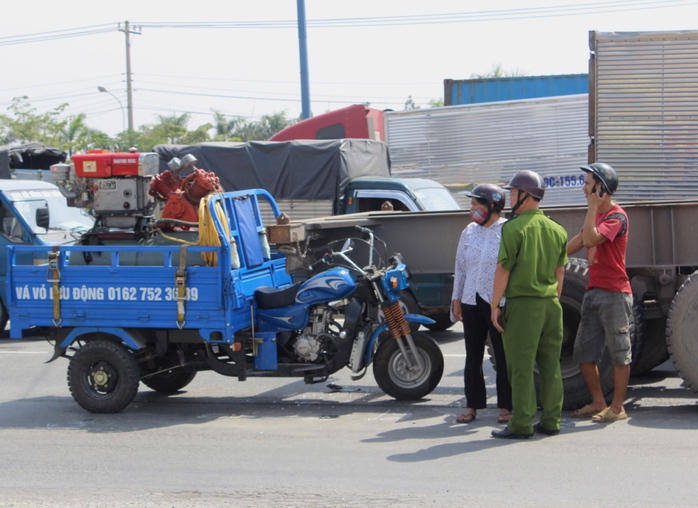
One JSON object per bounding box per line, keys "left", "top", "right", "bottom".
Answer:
{"left": 571, "top": 404, "right": 603, "bottom": 418}
{"left": 592, "top": 408, "right": 628, "bottom": 423}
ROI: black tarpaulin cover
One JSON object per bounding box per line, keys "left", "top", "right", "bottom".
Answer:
{"left": 0, "top": 142, "right": 67, "bottom": 178}
{"left": 153, "top": 139, "right": 391, "bottom": 211}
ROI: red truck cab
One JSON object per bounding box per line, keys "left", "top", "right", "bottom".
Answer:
{"left": 270, "top": 105, "right": 385, "bottom": 142}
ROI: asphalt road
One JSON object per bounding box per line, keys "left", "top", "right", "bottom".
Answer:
{"left": 1, "top": 326, "right": 698, "bottom": 507}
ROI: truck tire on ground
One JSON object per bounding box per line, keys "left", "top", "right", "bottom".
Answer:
{"left": 373, "top": 331, "right": 444, "bottom": 400}
{"left": 424, "top": 310, "right": 455, "bottom": 332}
{"left": 141, "top": 367, "right": 197, "bottom": 394}
{"left": 666, "top": 271, "right": 698, "bottom": 390}
{"left": 630, "top": 315, "right": 669, "bottom": 376}
{"left": 550, "top": 258, "right": 614, "bottom": 410}
{"left": 629, "top": 299, "right": 646, "bottom": 375}
{"left": 67, "top": 340, "right": 140, "bottom": 413}
{"left": 0, "top": 299, "right": 7, "bottom": 333}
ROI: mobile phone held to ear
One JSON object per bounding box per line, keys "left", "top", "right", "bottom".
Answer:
{"left": 599, "top": 186, "right": 606, "bottom": 197}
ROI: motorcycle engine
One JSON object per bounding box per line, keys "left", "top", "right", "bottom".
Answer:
{"left": 293, "top": 334, "right": 323, "bottom": 362}
{"left": 292, "top": 305, "right": 336, "bottom": 362}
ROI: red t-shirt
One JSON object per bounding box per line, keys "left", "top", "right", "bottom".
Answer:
{"left": 586, "top": 204, "right": 631, "bottom": 293}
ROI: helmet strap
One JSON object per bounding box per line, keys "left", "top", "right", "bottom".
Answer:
{"left": 510, "top": 192, "right": 529, "bottom": 218}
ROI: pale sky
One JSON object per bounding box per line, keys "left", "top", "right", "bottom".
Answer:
{"left": 1, "top": 0, "right": 697, "bottom": 137}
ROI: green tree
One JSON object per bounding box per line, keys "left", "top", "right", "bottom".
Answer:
{"left": 155, "top": 113, "right": 191, "bottom": 144}
{"left": 470, "top": 64, "right": 527, "bottom": 79}
{"left": 0, "top": 97, "right": 299, "bottom": 156}
{"left": 212, "top": 111, "right": 244, "bottom": 141}
{"left": 232, "top": 111, "right": 294, "bottom": 141}
{"left": 182, "top": 123, "right": 213, "bottom": 145}
{"left": 61, "top": 113, "right": 90, "bottom": 157}
{"left": 76, "top": 129, "right": 115, "bottom": 153}
{"left": 0, "top": 96, "right": 67, "bottom": 146}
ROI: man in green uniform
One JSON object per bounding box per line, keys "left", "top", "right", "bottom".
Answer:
{"left": 490, "top": 170, "right": 568, "bottom": 439}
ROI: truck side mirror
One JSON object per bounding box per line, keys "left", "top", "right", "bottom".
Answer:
{"left": 36, "top": 206, "right": 50, "bottom": 231}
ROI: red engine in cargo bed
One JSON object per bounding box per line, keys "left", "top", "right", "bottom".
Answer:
{"left": 72, "top": 150, "right": 143, "bottom": 178}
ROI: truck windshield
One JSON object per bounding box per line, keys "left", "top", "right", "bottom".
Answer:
{"left": 413, "top": 188, "right": 462, "bottom": 211}
{"left": 7, "top": 188, "right": 94, "bottom": 234}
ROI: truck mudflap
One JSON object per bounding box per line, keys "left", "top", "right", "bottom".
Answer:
{"left": 364, "top": 314, "right": 435, "bottom": 365}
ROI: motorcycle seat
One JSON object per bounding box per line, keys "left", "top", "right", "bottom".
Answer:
{"left": 254, "top": 283, "right": 301, "bottom": 309}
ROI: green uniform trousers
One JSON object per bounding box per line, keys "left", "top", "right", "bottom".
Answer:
{"left": 502, "top": 296, "right": 564, "bottom": 434}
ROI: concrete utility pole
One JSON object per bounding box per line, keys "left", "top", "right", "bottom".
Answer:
{"left": 296, "top": 0, "right": 311, "bottom": 119}
{"left": 119, "top": 21, "right": 140, "bottom": 131}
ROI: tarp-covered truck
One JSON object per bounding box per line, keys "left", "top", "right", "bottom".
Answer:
{"left": 0, "top": 142, "right": 67, "bottom": 182}
{"left": 153, "top": 139, "right": 460, "bottom": 220}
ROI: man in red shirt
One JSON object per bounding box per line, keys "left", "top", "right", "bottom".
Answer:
{"left": 567, "top": 163, "right": 631, "bottom": 423}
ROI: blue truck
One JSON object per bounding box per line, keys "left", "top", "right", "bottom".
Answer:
{"left": 0, "top": 180, "right": 93, "bottom": 331}
{"left": 6, "top": 180, "right": 444, "bottom": 413}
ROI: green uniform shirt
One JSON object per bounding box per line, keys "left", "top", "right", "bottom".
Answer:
{"left": 497, "top": 209, "right": 568, "bottom": 299}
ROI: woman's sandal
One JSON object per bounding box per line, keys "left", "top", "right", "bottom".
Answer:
{"left": 456, "top": 412, "right": 476, "bottom": 424}
{"left": 497, "top": 412, "right": 513, "bottom": 424}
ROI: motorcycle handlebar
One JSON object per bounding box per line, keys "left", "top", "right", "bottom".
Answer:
{"left": 354, "top": 226, "right": 375, "bottom": 266}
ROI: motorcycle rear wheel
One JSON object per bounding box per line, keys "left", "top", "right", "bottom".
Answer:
{"left": 373, "top": 332, "right": 444, "bottom": 400}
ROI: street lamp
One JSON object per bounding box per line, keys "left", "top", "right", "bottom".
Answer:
{"left": 98, "top": 86, "right": 126, "bottom": 133}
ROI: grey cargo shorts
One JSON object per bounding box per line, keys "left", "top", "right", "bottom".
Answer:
{"left": 572, "top": 288, "right": 633, "bottom": 366}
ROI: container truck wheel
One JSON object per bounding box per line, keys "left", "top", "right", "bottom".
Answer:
{"left": 667, "top": 271, "right": 698, "bottom": 391}
{"left": 67, "top": 340, "right": 140, "bottom": 413}
{"left": 141, "top": 367, "right": 197, "bottom": 394}
{"left": 548, "top": 258, "right": 614, "bottom": 410}
{"left": 373, "top": 331, "right": 444, "bottom": 400}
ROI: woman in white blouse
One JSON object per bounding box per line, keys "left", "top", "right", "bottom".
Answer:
{"left": 452, "top": 184, "right": 513, "bottom": 424}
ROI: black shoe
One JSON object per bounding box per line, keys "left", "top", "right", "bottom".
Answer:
{"left": 533, "top": 422, "right": 560, "bottom": 436}
{"left": 491, "top": 427, "right": 533, "bottom": 439}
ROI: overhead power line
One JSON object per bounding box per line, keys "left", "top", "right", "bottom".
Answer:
{"left": 0, "top": 24, "right": 116, "bottom": 46}
{"left": 138, "top": 0, "right": 698, "bottom": 29}
{"left": 0, "top": 0, "right": 696, "bottom": 46}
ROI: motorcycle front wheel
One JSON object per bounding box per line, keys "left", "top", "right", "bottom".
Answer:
{"left": 373, "top": 332, "right": 444, "bottom": 400}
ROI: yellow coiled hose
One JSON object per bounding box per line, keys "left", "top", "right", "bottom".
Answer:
{"left": 157, "top": 194, "right": 232, "bottom": 267}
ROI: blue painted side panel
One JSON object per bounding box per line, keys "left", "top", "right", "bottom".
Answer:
{"left": 7, "top": 189, "right": 294, "bottom": 343}
{"left": 446, "top": 74, "right": 588, "bottom": 105}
